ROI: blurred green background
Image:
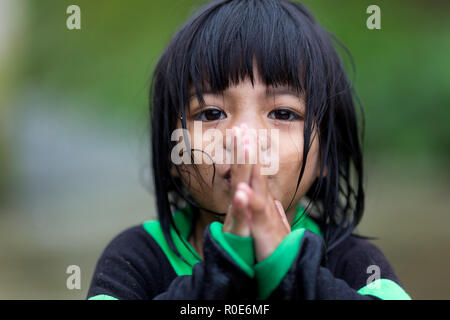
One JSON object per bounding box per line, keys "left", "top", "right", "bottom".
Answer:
{"left": 0, "top": 0, "right": 449, "bottom": 299}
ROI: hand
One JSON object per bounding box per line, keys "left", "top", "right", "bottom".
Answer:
{"left": 223, "top": 124, "right": 291, "bottom": 262}
{"left": 222, "top": 125, "right": 253, "bottom": 237}
{"left": 242, "top": 162, "right": 291, "bottom": 262}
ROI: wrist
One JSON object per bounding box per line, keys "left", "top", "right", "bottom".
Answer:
{"left": 254, "top": 229, "right": 289, "bottom": 262}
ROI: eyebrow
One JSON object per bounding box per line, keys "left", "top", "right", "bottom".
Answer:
{"left": 188, "top": 86, "right": 302, "bottom": 100}
{"left": 265, "top": 87, "right": 302, "bottom": 98}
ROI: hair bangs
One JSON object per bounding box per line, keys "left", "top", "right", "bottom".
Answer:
{"left": 169, "top": 0, "right": 320, "bottom": 110}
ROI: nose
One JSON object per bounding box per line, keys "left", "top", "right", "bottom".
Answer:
{"left": 223, "top": 122, "right": 272, "bottom": 165}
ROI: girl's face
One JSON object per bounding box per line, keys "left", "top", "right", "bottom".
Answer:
{"left": 173, "top": 68, "right": 323, "bottom": 220}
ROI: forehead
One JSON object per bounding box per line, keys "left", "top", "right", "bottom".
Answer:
{"left": 189, "top": 60, "right": 304, "bottom": 100}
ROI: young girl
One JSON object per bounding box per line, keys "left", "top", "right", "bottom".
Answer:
{"left": 87, "top": 0, "right": 411, "bottom": 300}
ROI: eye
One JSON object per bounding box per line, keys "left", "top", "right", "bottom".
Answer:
{"left": 195, "top": 107, "right": 227, "bottom": 122}
{"left": 268, "top": 108, "right": 302, "bottom": 121}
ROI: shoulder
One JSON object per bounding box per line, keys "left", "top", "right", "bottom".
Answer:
{"left": 326, "top": 234, "right": 401, "bottom": 291}
{"left": 101, "top": 223, "right": 164, "bottom": 257}
{"left": 95, "top": 223, "right": 170, "bottom": 269}
{"left": 87, "top": 223, "right": 176, "bottom": 299}
{"left": 331, "top": 234, "right": 388, "bottom": 263}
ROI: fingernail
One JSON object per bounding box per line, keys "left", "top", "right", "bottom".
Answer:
{"left": 235, "top": 190, "right": 248, "bottom": 205}
{"left": 237, "top": 182, "right": 251, "bottom": 193}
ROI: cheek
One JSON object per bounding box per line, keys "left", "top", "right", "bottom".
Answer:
{"left": 275, "top": 126, "right": 304, "bottom": 169}
{"left": 268, "top": 127, "right": 320, "bottom": 202}
{"left": 179, "top": 163, "right": 214, "bottom": 189}
{"left": 177, "top": 163, "right": 230, "bottom": 214}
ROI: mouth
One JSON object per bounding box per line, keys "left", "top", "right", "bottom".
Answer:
{"left": 223, "top": 167, "right": 274, "bottom": 186}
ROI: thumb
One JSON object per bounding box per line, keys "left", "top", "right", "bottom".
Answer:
{"left": 274, "top": 200, "right": 290, "bottom": 232}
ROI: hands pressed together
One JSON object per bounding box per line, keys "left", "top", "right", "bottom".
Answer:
{"left": 222, "top": 124, "right": 291, "bottom": 262}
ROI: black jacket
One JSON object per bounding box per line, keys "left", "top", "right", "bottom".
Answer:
{"left": 87, "top": 205, "right": 410, "bottom": 300}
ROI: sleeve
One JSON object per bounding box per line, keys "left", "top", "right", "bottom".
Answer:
{"left": 87, "top": 225, "right": 172, "bottom": 300}
{"left": 153, "top": 224, "right": 256, "bottom": 300}
{"left": 253, "top": 229, "right": 411, "bottom": 300}
{"left": 208, "top": 221, "right": 255, "bottom": 277}
{"left": 87, "top": 224, "right": 256, "bottom": 300}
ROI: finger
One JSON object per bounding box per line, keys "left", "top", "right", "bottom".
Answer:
{"left": 246, "top": 187, "right": 266, "bottom": 218}
{"left": 224, "top": 183, "right": 252, "bottom": 234}
{"left": 234, "top": 189, "right": 249, "bottom": 208}
{"left": 236, "top": 182, "right": 253, "bottom": 219}
{"left": 230, "top": 187, "right": 251, "bottom": 236}
{"left": 274, "top": 200, "right": 291, "bottom": 232}
{"left": 236, "top": 181, "right": 252, "bottom": 195}
{"left": 230, "top": 125, "right": 252, "bottom": 192}
{"left": 250, "top": 160, "right": 268, "bottom": 196}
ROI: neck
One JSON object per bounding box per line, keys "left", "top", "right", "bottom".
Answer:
{"left": 285, "top": 204, "right": 298, "bottom": 226}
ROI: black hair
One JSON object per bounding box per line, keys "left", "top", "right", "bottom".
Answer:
{"left": 149, "top": 0, "right": 365, "bottom": 264}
